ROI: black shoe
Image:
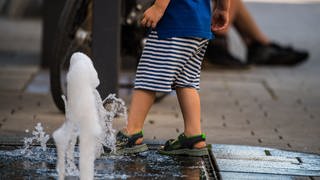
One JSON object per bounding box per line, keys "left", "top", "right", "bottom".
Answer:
{"left": 103, "top": 130, "right": 148, "bottom": 155}
{"left": 247, "top": 42, "right": 309, "bottom": 66}
{"left": 115, "top": 130, "right": 148, "bottom": 155}
{"left": 205, "top": 38, "right": 250, "bottom": 70}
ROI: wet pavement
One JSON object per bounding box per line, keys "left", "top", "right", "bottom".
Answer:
{"left": 0, "top": 145, "right": 210, "bottom": 179}
{"left": 1, "top": 1, "right": 320, "bottom": 179}
{"left": 0, "top": 143, "right": 319, "bottom": 179}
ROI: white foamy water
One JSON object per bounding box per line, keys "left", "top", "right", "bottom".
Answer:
{"left": 53, "top": 52, "right": 127, "bottom": 180}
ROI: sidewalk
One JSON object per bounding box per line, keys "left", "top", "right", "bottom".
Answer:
{"left": 0, "top": 3, "right": 320, "bottom": 179}
{"left": 0, "top": 2, "right": 319, "bottom": 155}
{"left": 1, "top": 65, "right": 319, "bottom": 152}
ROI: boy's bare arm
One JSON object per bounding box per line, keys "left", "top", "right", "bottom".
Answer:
{"left": 153, "top": 0, "right": 171, "bottom": 11}
{"left": 141, "top": 0, "right": 170, "bottom": 29}
{"left": 215, "top": 0, "right": 230, "bottom": 10}
{"left": 211, "top": 0, "right": 230, "bottom": 32}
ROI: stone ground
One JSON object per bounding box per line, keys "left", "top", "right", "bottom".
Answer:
{"left": 0, "top": 2, "right": 319, "bottom": 155}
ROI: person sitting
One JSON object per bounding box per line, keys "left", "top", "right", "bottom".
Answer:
{"left": 205, "top": 0, "right": 309, "bottom": 69}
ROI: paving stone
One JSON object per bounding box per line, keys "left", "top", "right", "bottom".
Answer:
{"left": 0, "top": 77, "right": 30, "bottom": 92}
{"left": 212, "top": 144, "right": 320, "bottom": 177}
{"left": 0, "top": 66, "right": 38, "bottom": 75}
{"left": 0, "top": 111, "right": 63, "bottom": 135}
{"left": 0, "top": 66, "right": 38, "bottom": 92}
{"left": 220, "top": 172, "right": 310, "bottom": 180}
{"left": 25, "top": 70, "right": 50, "bottom": 94}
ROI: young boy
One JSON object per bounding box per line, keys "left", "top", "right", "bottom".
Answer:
{"left": 115, "top": 0, "right": 230, "bottom": 156}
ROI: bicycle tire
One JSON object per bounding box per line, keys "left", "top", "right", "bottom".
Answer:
{"left": 50, "top": 0, "right": 87, "bottom": 112}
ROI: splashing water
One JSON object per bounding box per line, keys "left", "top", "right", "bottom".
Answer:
{"left": 22, "top": 122, "right": 50, "bottom": 155}
{"left": 53, "top": 52, "right": 127, "bottom": 180}
{"left": 97, "top": 93, "right": 128, "bottom": 153}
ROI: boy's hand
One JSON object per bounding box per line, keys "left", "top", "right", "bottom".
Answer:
{"left": 141, "top": 0, "right": 170, "bottom": 29}
{"left": 211, "top": 0, "right": 230, "bottom": 32}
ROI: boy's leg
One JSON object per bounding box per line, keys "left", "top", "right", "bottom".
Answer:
{"left": 176, "top": 87, "right": 206, "bottom": 149}
{"left": 103, "top": 89, "right": 154, "bottom": 154}
{"left": 125, "top": 89, "right": 155, "bottom": 141}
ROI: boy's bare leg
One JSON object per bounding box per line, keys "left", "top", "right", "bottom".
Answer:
{"left": 176, "top": 87, "right": 206, "bottom": 149}
{"left": 125, "top": 89, "right": 155, "bottom": 144}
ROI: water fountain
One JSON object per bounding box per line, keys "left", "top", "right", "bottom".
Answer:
{"left": 0, "top": 52, "right": 210, "bottom": 179}
{"left": 0, "top": 122, "right": 209, "bottom": 179}
{"left": 52, "top": 52, "right": 129, "bottom": 179}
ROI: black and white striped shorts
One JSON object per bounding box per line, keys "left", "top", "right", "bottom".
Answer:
{"left": 134, "top": 31, "right": 209, "bottom": 92}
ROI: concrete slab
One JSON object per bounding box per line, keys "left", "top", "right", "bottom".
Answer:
{"left": 0, "top": 66, "right": 38, "bottom": 92}
{"left": 0, "top": 77, "right": 30, "bottom": 92}
{"left": 211, "top": 144, "right": 320, "bottom": 177}
{"left": 220, "top": 172, "right": 311, "bottom": 180}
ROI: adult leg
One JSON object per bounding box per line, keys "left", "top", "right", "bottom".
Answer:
{"left": 211, "top": 0, "right": 308, "bottom": 66}
{"left": 232, "top": 0, "right": 308, "bottom": 65}
{"left": 176, "top": 87, "right": 205, "bottom": 148}
{"left": 205, "top": 0, "right": 250, "bottom": 69}
{"left": 232, "top": 0, "right": 269, "bottom": 45}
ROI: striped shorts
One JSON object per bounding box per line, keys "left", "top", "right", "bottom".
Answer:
{"left": 134, "top": 31, "right": 209, "bottom": 92}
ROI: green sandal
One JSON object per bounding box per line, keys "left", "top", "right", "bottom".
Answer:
{"left": 159, "top": 133, "right": 208, "bottom": 157}
{"left": 104, "top": 130, "right": 148, "bottom": 155}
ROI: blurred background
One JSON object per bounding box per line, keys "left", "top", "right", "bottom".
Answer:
{"left": 0, "top": 0, "right": 319, "bottom": 154}
{"left": 0, "top": 0, "right": 42, "bottom": 65}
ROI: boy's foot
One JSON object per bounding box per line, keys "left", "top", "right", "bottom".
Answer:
{"left": 247, "top": 42, "right": 309, "bottom": 66}
{"left": 159, "top": 133, "right": 208, "bottom": 157}
{"left": 105, "top": 130, "right": 148, "bottom": 155}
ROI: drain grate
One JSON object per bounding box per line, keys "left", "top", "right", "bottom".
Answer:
{"left": 202, "top": 147, "right": 220, "bottom": 180}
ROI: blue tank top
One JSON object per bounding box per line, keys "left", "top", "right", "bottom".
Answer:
{"left": 155, "top": 0, "right": 213, "bottom": 39}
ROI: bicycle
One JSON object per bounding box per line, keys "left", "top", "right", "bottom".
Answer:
{"left": 50, "top": 0, "right": 92, "bottom": 112}
{"left": 50, "top": 0, "right": 167, "bottom": 113}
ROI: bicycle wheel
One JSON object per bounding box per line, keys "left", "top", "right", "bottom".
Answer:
{"left": 50, "top": 0, "right": 91, "bottom": 112}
